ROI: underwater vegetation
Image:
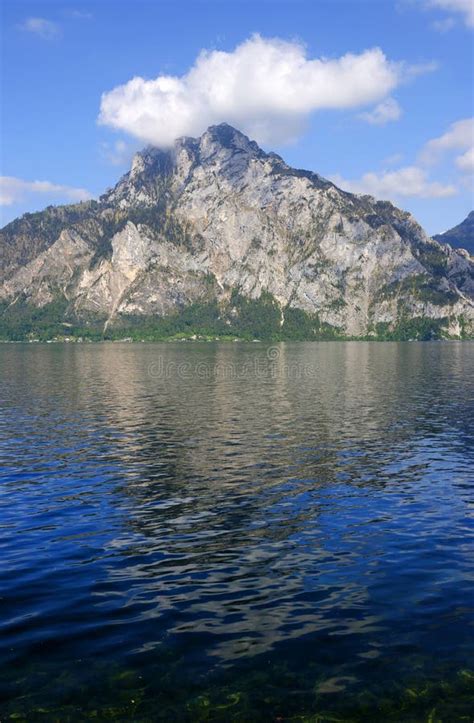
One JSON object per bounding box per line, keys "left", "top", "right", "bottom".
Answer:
{"left": 3, "top": 662, "right": 474, "bottom": 721}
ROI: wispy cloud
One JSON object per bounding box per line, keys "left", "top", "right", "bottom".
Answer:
{"left": 401, "top": 59, "right": 439, "bottom": 79}
{"left": 419, "top": 117, "right": 474, "bottom": 168}
{"left": 66, "top": 9, "right": 93, "bottom": 20}
{"left": 99, "top": 34, "right": 434, "bottom": 147}
{"left": 425, "top": 0, "right": 474, "bottom": 28}
{"left": 18, "top": 17, "right": 60, "bottom": 39}
{"left": 359, "top": 97, "right": 402, "bottom": 125}
{"left": 331, "top": 167, "right": 456, "bottom": 200}
{"left": 100, "top": 140, "right": 136, "bottom": 166}
{"left": 0, "top": 177, "right": 92, "bottom": 206}
{"left": 382, "top": 152, "right": 405, "bottom": 166}
{"left": 431, "top": 16, "right": 456, "bottom": 31}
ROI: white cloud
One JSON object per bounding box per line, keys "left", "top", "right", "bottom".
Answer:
{"left": 456, "top": 147, "right": 474, "bottom": 172}
{"left": 420, "top": 117, "right": 474, "bottom": 169}
{"left": 427, "top": 0, "right": 474, "bottom": 27}
{"left": 332, "top": 115, "right": 473, "bottom": 203}
{"left": 331, "top": 166, "right": 456, "bottom": 200}
{"left": 421, "top": 117, "right": 474, "bottom": 160}
{"left": 0, "top": 177, "right": 92, "bottom": 206}
{"left": 98, "top": 34, "right": 430, "bottom": 147}
{"left": 359, "top": 97, "right": 402, "bottom": 125}
{"left": 19, "top": 17, "right": 60, "bottom": 39}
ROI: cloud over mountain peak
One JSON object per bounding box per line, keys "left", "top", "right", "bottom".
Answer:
{"left": 98, "top": 34, "right": 428, "bottom": 147}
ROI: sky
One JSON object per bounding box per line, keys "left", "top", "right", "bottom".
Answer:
{"left": 1, "top": 0, "right": 473, "bottom": 234}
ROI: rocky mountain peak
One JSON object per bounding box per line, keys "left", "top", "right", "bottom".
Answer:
{"left": 108, "top": 123, "right": 333, "bottom": 209}
{"left": 199, "top": 123, "right": 263, "bottom": 156}
{"left": 129, "top": 146, "right": 168, "bottom": 178}
{"left": 109, "top": 124, "right": 267, "bottom": 207}
{"left": 129, "top": 123, "right": 261, "bottom": 176}
{"left": 1, "top": 124, "right": 473, "bottom": 340}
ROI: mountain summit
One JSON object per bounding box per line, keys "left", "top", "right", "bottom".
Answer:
{"left": 1, "top": 124, "right": 473, "bottom": 340}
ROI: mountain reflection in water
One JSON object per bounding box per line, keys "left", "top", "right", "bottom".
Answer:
{"left": 1, "top": 342, "right": 473, "bottom": 720}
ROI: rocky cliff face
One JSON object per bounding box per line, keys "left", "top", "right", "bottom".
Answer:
{"left": 1, "top": 123, "right": 473, "bottom": 339}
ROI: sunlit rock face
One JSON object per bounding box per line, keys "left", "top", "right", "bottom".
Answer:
{"left": 1, "top": 123, "right": 473, "bottom": 337}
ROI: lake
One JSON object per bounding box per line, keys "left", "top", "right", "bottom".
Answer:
{"left": 1, "top": 342, "right": 473, "bottom": 720}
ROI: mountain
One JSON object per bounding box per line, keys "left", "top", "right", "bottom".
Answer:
{"left": 1, "top": 123, "right": 474, "bottom": 340}
{"left": 433, "top": 212, "right": 474, "bottom": 256}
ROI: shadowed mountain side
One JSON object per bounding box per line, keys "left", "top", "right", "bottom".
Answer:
{"left": 434, "top": 211, "right": 474, "bottom": 256}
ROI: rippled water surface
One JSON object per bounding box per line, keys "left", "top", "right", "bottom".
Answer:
{"left": 1, "top": 342, "right": 473, "bottom": 721}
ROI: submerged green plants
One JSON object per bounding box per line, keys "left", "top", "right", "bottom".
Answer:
{"left": 4, "top": 663, "right": 474, "bottom": 722}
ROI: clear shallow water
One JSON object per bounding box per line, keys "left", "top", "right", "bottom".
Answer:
{"left": 0, "top": 341, "right": 473, "bottom": 721}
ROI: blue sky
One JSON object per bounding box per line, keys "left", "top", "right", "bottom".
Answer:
{"left": 1, "top": 0, "right": 473, "bottom": 234}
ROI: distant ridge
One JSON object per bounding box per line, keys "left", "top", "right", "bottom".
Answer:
{"left": 434, "top": 211, "right": 474, "bottom": 256}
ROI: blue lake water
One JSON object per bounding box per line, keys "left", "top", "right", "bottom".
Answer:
{"left": 0, "top": 342, "right": 473, "bottom": 720}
